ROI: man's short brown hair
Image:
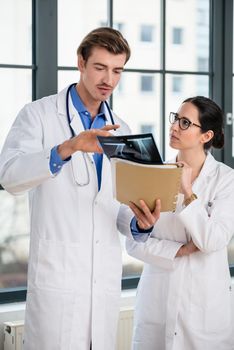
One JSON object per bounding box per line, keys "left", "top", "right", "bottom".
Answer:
{"left": 77, "top": 27, "right": 131, "bottom": 64}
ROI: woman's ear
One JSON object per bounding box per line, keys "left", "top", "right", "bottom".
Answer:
{"left": 201, "top": 130, "right": 214, "bottom": 145}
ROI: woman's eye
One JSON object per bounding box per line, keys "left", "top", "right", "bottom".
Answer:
{"left": 182, "top": 119, "right": 190, "bottom": 127}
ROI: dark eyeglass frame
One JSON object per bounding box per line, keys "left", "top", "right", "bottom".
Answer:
{"left": 169, "top": 112, "right": 202, "bottom": 130}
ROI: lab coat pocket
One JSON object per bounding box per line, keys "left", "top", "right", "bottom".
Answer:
{"left": 190, "top": 276, "right": 231, "bottom": 332}
{"left": 35, "top": 239, "right": 86, "bottom": 290}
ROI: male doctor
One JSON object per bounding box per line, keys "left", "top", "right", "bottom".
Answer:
{"left": 0, "top": 27, "right": 158, "bottom": 350}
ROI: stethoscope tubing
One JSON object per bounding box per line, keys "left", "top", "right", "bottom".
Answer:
{"left": 65, "top": 83, "right": 115, "bottom": 186}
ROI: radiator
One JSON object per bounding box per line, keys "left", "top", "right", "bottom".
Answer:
{"left": 3, "top": 307, "right": 134, "bottom": 350}
{"left": 3, "top": 321, "right": 24, "bottom": 350}
{"left": 116, "top": 306, "right": 134, "bottom": 350}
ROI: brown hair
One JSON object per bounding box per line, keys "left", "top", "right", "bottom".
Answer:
{"left": 183, "top": 96, "right": 224, "bottom": 150}
{"left": 77, "top": 27, "right": 131, "bottom": 64}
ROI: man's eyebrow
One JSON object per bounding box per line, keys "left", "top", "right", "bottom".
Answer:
{"left": 93, "top": 63, "right": 124, "bottom": 70}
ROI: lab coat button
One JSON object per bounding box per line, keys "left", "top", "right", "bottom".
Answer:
{"left": 96, "top": 240, "right": 99, "bottom": 244}
{"left": 174, "top": 332, "right": 177, "bottom": 336}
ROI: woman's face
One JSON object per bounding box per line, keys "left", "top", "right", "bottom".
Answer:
{"left": 169, "top": 102, "right": 206, "bottom": 151}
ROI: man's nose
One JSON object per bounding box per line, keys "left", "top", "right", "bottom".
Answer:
{"left": 102, "top": 70, "right": 113, "bottom": 85}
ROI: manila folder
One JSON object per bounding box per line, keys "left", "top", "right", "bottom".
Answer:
{"left": 111, "top": 158, "right": 182, "bottom": 212}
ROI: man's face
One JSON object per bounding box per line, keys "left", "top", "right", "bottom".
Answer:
{"left": 78, "top": 47, "right": 126, "bottom": 102}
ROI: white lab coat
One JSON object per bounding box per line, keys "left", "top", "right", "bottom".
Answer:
{"left": 0, "top": 86, "right": 132, "bottom": 350}
{"left": 118, "top": 153, "right": 234, "bottom": 350}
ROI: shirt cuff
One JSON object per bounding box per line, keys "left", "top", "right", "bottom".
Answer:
{"left": 50, "top": 146, "right": 71, "bottom": 174}
{"left": 130, "top": 217, "right": 153, "bottom": 242}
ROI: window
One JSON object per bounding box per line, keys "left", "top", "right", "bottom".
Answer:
{"left": 140, "top": 124, "right": 154, "bottom": 134}
{"left": 140, "top": 75, "right": 154, "bottom": 92}
{"left": 197, "top": 9, "right": 207, "bottom": 26}
{"left": 172, "top": 27, "right": 183, "bottom": 45}
{"left": 140, "top": 24, "right": 154, "bottom": 42}
{"left": 172, "top": 76, "right": 183, "bottom": 93}
{"left": 0, "top": 0, "right": 32, "bottom": 302}
{"left": 197, "top": 57, "right": 209, "bottom": 71}
{"left": 1, "top": 0, "right": 234, "bottom": 302}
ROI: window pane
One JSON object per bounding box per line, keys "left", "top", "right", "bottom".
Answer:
{"left": 113, "top": 0, "right": 161, "bottom": 70}
{"left": 121, "top": 234, "right": 143, "bottom": 279}
{"left": 113, "top": 72, "right": 162, "bottom": 148}
{"left": 0, "top": 68, "right": 32, "bottom": 152}
{"left": 140, "top": 75, "right": 154, "bottom": 92}
{"left": 58, "top": 0, "right": 107, "bottom": 67}
{"left": 58, "top": 70, "right": 80, "bottom": 92}
{"left": 0, "top": 0, "right": 32, "bottom": 65}
{"left": 0, "top": 191, "right": 29, "bottom": 288}
{"left": 166, "top": 0, "right": 209, "bottom": 72}
{"left": 228, "top": 237, "right": 234, "bottom": 267}
{"left": 165, "top": 74, "right": 209, "bottom": 160}
{"left": 114, "top": 72, "right": 161, "bottom": 278}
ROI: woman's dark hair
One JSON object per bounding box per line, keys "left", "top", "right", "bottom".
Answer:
{"left": 77, "top": 27, "right": 131, "bottom": 64}
{"left": 183, "top": 96, "right": 224, "bottom": 150}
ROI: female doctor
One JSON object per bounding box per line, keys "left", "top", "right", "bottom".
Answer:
{"left": 118, "top": 96, "right": 234, "bottom": 350}
{"left": 0, "top": 28, "right": 157, "bottom": 350}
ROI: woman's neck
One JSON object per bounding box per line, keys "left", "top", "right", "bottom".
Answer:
{"left": 177, "top": 149, "right": 207, "bottom": 182}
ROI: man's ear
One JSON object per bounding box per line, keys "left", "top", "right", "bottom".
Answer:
{"left": 77, "top": 54, "right": 86, "bottom": 72}
{"left": 201, "top": 130, "right": 214, "bottom": 145}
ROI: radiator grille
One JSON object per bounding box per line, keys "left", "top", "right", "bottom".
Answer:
{"left": 3, "top": 307, "right": 133, "bottom": 350}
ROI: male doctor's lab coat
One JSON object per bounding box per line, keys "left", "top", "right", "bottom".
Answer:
{"left": 118, "top": 153, "right": 234, "bottom": 350}
{"left": 0, "top": 87, "right": 131, "bottom": 350}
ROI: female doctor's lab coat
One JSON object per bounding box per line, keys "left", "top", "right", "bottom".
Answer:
{"left": 0, "top": 86, "right": 132, "bottom": 350}
{"left": 118, "top": 153, "right": 234, "bottom": 350}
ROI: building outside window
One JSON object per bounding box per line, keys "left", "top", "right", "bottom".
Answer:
{"left": 172, "top": 76, "right": 183, "bottom": 93}
{"left": 140, "top": 75, "right": 154, "bottom": 92}
{"left": 172, "top": 27, "right": 183, "bottom": 45}
{"left": 140, "top": 24, "right": 154, "bottom": 42}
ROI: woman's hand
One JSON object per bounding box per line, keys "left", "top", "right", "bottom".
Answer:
{"left": 176, "top": 240, "right": 199, "bottom": 257}
{"left": 177, "top": 161, "right": 193, "bottom": 198}
{"left": 129, "top": 199, "right": 161, "bottom": 230}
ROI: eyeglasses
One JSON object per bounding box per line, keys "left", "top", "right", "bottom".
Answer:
{"left": 169, "top": 112, "right": 202, "bottom": 130}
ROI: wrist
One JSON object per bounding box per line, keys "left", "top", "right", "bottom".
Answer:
{"left": 57, "top": 140, "right": 74, "bottom": 160}
{"left": 183, "top": 193, "right": 197, "bottom": 207}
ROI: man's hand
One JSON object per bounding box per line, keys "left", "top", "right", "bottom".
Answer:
{"left": 176, "top": 240, "right": 199, "bottom": 257}
{"left": 129, "top": 199, "right": 161, "bottom": 230}
{"left": 57, "top": 124, "right": 120, "bottom": 160}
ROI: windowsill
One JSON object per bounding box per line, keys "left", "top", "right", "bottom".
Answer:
{"left": 1, "top": 277, "right": 234, "bottom": 316}
{"left": 0, "top": 302, "right": 25, "bottom": 315}
{"left": 0, "top": 289, "right": 136, "bottom": 316}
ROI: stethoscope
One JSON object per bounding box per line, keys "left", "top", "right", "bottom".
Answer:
{"left": 66, "top": 83, "right": 115, "bottom": 186}
{"left": 66, "top": 83, "right": 115, "bottom": 137}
